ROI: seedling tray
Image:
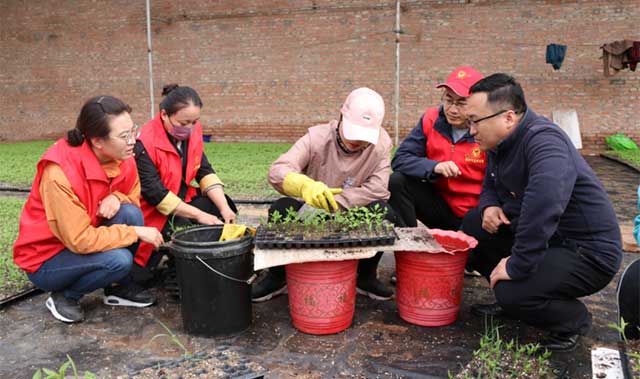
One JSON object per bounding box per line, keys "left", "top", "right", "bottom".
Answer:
{"left": 254, "top": 222, "right": 397, "bottom": 249}
{"left": 127, "top": 348, "right": 267, "bottom": 379}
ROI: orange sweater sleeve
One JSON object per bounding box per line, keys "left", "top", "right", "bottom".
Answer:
{"left": 40, "top": 163, "right": 138, "bottom": 254}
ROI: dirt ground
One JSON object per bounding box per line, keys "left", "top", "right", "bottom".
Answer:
{"left": 0, "top": 155, "right": 637, "bottom": 379}
{"left": 0, "top": 252, "right": 636, "bottom": 379}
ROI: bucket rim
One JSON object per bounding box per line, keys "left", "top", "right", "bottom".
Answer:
{"left": 170, "top": 224, "right": 253, "bottom": 248}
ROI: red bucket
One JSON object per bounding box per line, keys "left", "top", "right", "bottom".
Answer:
{"left": 395, "top": 229, "right": 478, "bottom": 326}
{"left": 286, "top": 260, "right": 357, "bottom": 335}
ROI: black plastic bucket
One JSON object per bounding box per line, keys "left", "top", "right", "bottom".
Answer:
{"left": 170, "top": 225, "right": 255, "bottom": 337}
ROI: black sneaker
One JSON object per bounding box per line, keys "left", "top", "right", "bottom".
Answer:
{"left": 252, "top": 272, "right": 287, "bottom": 303}
{"left": 356, "top": 277, "right": 394, "bottom": 300}
{"left": 104, "top": 283, "right": 156, "bottom": 307}
{"left": 45, "top": 292, "right": 84, "bottom": 323}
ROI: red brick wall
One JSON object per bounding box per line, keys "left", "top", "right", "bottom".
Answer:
{"left": 1, "top": 0, "right": 639, "bottom": 150}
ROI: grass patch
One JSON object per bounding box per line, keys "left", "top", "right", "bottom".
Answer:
{"left": 0, "top": 197, "right": 29, "bottom": 297}
{"left": 0, "top": 141, "right": 291, "bottom": 199}
{"left": 605, "top": 149, "right": 640, "bottom": 169}
{"left": 0, "top": 141, "right": 53, "bottom": 186}
{"left": 204, "top": 142, "right": 290, "bottom": 199}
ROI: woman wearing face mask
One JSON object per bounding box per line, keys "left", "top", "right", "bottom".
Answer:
{"left": 13, "top": 95, "right": 164, "bottom": 323}
{"left": 134, "top": 84, "right": 237, "bottom": 277}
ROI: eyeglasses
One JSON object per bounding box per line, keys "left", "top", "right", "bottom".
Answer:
{"left": 113, "top": 124, "right": 140, "bottom": 143}
{"left": 441, "top": 95, "right": 466, "bottom": 109}
{"left": 466, "top": 110, "right": 508, "bottom": 128}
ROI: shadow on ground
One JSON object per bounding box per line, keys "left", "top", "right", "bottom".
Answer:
{"left": 0, "top": 156, "right": 637, "bottom": 378}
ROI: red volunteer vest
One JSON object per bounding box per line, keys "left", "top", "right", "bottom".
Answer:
{"left": 136, "top": 113, "right": 203, "bottom": 266}
{"left": 423, "top": 107, "right": 487, "bottom": 218}
{"left": 13, "top": 139, "right": 138, "bottom": 273}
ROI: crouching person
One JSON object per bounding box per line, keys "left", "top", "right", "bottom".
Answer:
{"left": 461, "top": 74, "right": 622, "bottom": 352}
{"left": 252, "top": 87, "right": 396, "bottom": 302}
{"left": 13, "top": 96, "right": 164, "bottom": 323}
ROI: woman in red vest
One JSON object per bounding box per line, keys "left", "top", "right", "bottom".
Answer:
{"left": 134, "top": 84, "right": 237, "bottom": 276}
{"left": 13, "top": 96, "right": 164, "bottom": 323}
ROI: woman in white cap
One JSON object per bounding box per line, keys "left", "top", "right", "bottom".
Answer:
{"left": 252, "top": 87, "right": 397, "bottom": 302}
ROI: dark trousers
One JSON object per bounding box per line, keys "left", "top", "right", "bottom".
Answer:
{"left": 461, "top": 207, "right": 615, "bottom": 335}
{"left": 267, "top": 197, "right": 396, "bottom": 281}
{"left": 388, "top": 172, "right": 461, "bottom": 229}
{"left": 618, "top": 259, "right": 640, "bottom": 339}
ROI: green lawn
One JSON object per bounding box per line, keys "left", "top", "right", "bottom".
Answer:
{"left": 0, "top": 197, "right": 28, "bottom": 297}
{"left": 0, "top": 141, "right": 291, "bottom": 198}
{"left": 605, "top": 149, "right": 640, "bottom": 169}
{"left": 0, "top": 140, "right": 53, "bottom": 186}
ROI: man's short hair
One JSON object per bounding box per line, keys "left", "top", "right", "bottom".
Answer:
{"left": 469, "top": 73, "right": 526, "bottom": 114}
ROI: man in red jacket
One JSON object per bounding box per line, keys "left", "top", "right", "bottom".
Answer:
{"left": 389, "top": 67, "right": 486, "bottom": 264}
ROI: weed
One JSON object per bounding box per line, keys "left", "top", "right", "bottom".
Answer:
{"left": 452, "top": 321, "right": 554, "bottom": 379}
{"left": 143, "top": 319, "right": 191, "bottom": 358}
{"left": 32, "top": 354, "right": 96, "bottom": 379}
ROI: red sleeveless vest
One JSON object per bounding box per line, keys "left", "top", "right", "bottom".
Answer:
{"left": 422, "top": 107, "right": 486, "bottom": 218}
{"left": 136, "top": 113, "right": 203, "bottom": 266}
{"left": 13, "top": 139, "right": 138, "bottom": 273}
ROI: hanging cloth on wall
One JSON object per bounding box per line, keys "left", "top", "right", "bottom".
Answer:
{"left": 546, "top": 44, "right": 567, "bottom": 70}
{"left": 601, "top": 40, "right": 635, "bottom": 76}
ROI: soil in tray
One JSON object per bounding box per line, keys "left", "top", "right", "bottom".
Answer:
{"left": 255, "top": 221, "right": 396, "bottom": 249}
{"left": 625, "top": 339, "right": 640, "bottom": 378}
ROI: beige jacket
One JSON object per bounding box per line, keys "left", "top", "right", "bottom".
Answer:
{"left": 269, "top": 120, "right": 392, "bottom": 209}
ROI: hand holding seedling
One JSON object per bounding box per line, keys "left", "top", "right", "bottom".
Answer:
{"left": 97, "top": 193, "right": 121, "bottom": 219}
{"left": 282, "top": 172, "right": 342, "bottom": 212}
{"left": 301, "top": 180, "right": 342, "bottom": 212}
{"left": 434, "top": 161, "right": 462, "bottom": 178}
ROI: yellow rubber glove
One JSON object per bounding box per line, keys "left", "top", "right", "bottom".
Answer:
{"left": 282, "top": 172, "right": 342, "bottom": 212}
{"left": 219, "top": 224, "right": 256, "bottom": 241}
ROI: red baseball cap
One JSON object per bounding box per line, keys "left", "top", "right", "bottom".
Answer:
{"left": 435, "top": 66, "right": 484, "bottom": 97}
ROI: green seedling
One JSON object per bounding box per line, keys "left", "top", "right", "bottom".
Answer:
{"left": 143, "top": 319, "right": 191, "bottom": 358}
{"left": 32, "top": 354, "right": 96, "bottom": 379}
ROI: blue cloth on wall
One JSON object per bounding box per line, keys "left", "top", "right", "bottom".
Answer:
{"left": 546, "top": 43, "right": 567, "bottom": 70}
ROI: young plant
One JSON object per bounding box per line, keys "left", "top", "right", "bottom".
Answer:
{"left": 32, "top": 355, "right": 96, "bottom": 379}
{"left": 609, "top": 317, "right": 630, "bottom": 344}
{"left": 143, "top": 319, "right": 191, "bottom": 358}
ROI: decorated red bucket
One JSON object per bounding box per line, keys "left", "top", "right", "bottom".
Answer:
{"left": 395, "top": 229, "right": 478, "bottom": 326}
{"left": 286, "top": 260, "right": 357, "bottom": 335}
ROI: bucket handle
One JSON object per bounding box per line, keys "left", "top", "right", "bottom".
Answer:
{"left": 196, "top": 256, "right": 257, "bottom": 285}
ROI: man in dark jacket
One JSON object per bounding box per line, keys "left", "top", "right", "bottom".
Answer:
{"left": 462, "top": 73, "right": 623, "bottom": 352}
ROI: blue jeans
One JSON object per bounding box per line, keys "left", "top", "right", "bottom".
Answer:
{"left": 27, "top": 203, "right": 144, "bottom": 301}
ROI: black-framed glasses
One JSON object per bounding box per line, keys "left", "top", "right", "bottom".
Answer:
{"left": 466, "top": 110, "right": 508, "bottom": 127}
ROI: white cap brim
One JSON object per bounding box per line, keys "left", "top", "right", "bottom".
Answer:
{"left": 342, "top": 117, "right": 380, "bottom": 145}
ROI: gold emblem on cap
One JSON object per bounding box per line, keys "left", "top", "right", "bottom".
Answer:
{"left": 457, "top": 70, "right": 467, "bottom": 79}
